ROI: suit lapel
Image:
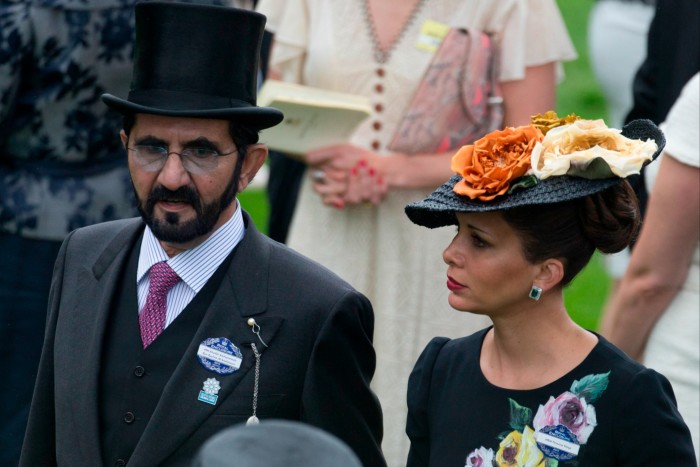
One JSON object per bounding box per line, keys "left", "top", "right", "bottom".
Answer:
{"left": 69, "top": 219, "right": 144, "bottom": 462}
{"left": 130, "top": 213, "right": 286, "bottom": 466}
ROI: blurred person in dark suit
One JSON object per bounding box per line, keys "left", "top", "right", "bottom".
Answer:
{"left": 624, "top": 0, "right": 700, "bottom": 218}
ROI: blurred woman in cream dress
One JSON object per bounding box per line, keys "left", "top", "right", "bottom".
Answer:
{"left": 256, "top": 1, "right": 576, "bottom": 464}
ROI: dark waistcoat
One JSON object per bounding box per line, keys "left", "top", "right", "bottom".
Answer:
{"left": 98, "top": 238, "right": 234, "bottom": 466}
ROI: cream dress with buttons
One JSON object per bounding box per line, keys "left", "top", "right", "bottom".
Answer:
{"left": 256, "top": 1, "right": 576, "bottom": 465}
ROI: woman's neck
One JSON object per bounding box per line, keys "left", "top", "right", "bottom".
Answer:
{"left": 480, "top": 299, "right": 599, "bottom": 390}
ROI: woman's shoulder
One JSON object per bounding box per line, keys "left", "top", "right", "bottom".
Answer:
{"left": 407, "top": 328, "right": 490, "bottom": 421}
{"left": 581, "top": 335, "right": 686, "bottom": 421}
{"left": 426, "top": 327, "right": 490, "bottom": 360}
{"left": 588, "top": 337, "right": 696, "bottom": 463}
{"left": 410, "top": 328, "right": 489, "bottom": 383}
{"left": 587, "top": 334, "right": 654, "bottom": 381}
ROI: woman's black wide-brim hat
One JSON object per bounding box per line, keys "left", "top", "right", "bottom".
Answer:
{"left": 102, "top": 1, "right": 283, "bottom": 130}
{"left": 405, "top": 119, "right": 665, "bottom": 228}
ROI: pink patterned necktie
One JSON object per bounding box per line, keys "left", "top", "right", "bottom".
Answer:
{"left": 139, "top": 261, "right": 181, "bottom": 348}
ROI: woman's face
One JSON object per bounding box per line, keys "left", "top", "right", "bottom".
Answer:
{"left": 442, "top": 211, "right": 541, "bottom": 315}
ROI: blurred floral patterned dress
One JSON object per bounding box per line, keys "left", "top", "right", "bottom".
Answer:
{"left": 0, "top": 0, "right": 139, "bottom": 240}
{"left": 0, "top": 2, "right": 138, "bottom": 463}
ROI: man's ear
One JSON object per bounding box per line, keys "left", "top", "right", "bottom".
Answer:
{"left": 238, "top": 144, "right": 268, "bottom": 192}
{"left": 120, "top": 129, "right": 128, "bottom": 148}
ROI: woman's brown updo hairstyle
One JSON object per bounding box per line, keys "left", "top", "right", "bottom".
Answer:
{"left": 500, "top": 180, "right": 641, "bottom": 286}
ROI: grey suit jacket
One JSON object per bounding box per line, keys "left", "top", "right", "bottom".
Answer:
{"left": 20, "top": 212, "right": 386, "bottom": 467}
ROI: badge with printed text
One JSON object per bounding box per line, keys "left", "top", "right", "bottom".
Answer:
{"left": 535, "top": 425, "right": 580, "bottom": 461}
{"left": 197, "top": 337, "right": 242, "bottom": 375}
{"left": 198, "top": 378, "right": 221, "bottom": 405}
{"left": 415, "top": 19, "right": 450, "bottom": 52}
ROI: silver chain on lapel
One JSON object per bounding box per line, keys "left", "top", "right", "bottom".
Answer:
{"left": 246, "top": 342, "right": 261, "bottom": 425}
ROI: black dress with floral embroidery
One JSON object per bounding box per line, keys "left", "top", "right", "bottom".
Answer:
{"left": 406, "top": 328, "right": 696, "bottom": 467}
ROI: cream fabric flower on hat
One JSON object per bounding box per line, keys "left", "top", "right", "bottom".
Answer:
{"left": 530, "top": 119, "right": 657, "bottom": 180}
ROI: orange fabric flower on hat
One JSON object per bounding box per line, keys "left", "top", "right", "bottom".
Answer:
{"left": 451, "top": 125, "right": 544, "bottom": 201}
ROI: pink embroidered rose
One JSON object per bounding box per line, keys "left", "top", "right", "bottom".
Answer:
{"left": 465, "top": 447, "right": 495, "bottom": 466}
{"left": 533, "top": 391, "right": 597, "bottom": 444}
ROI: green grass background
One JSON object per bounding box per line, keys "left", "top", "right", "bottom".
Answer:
{"left": 241, "top": 0, "right": 612, "bottom": 331}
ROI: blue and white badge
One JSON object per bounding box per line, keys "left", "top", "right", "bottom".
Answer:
{"left": 198, "top": 378, "right": 221, "bottom": 405}
{"left": 535, "top": 425, "right": 580, "bottom": 461}
{"left": 197, "top": 337, "right": 243, "bottom": 375}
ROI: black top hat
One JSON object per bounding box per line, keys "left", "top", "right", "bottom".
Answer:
{"left": 405, "top": 119, "right": 665, "bottom": 228}
{"left": 102, "top": 1, "right": 282, "bottom": 130}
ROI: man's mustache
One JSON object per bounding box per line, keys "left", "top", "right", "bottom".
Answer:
{"left": 146, "top": 185, "right": 199, "bottom": 210}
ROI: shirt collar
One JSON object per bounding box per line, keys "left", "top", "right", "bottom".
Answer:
{"left": 137, "top": 201, "right": 245, "bottom": 292}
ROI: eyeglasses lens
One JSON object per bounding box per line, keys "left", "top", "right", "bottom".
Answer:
{"left": 131, "top": 146, "right": 221, "bottom": 174}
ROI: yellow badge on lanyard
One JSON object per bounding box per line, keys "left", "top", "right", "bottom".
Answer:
{"left": 416, "top": 19, "right": 450, "bottom": 52}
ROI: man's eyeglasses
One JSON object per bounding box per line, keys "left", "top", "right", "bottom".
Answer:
{"left": 127, "top": 144, "right": 237, "bottom": 174}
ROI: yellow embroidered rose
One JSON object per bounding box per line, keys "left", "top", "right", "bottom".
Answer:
{"left": 451, "top": 125, "right": 544, "bottom": 201}
{"left": 531, "top": 111, "right": 580, "bottom": 135}
{"left": 530, "top": 119, "right": 657, "bottom": 180}
{"left": 496, "top": 426, "right": 545, "bottom": 467}
{"left": 496, "top": 427, "right": 545, "bottom": 467}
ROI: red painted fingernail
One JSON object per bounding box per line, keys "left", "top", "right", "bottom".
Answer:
{"left": 351, "top": 166, "right": 358, "bottom": 175}
{"left": 369, "top": 167, "right": 375, "bottom": 176}
{"left": 333, "top": 200, "right": 345, "bottom": 209}
{"left": 358, "top": 159, "right": 367, "bottom": 167}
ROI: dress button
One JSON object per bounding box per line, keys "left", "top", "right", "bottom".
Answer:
{"left": 133, "top": 366, "right": 145, "bottom": 377}
{"left": 374, "top": 83, "right": 384, "bottom": 93}
{"left": 376, "top": 67, "right": 385, "bottom": 77}
{"left": 115, "top": 459, "right": 126, "bottom": 467}
{"left": 123, "top": 412, "right": 135, "bottom": 424}
{"left": 372, "top": 121, "right": 382, "bottom": 131}
{"left": 374, "top": 103, "right": 384, "bottom": 113}
{"left": 371, "top": 140, "right": 381, "bottom": 150}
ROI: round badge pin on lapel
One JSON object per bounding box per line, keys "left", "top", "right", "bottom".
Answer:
{"left": 196, "top": 337, "right": 243, "bottom": 375}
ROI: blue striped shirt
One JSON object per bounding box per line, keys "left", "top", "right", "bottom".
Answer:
{"left": 136, "top": 203, "right": 245, "bottom": 328}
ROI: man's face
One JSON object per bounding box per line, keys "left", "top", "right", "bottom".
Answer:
{"left": 122, "top": 114, "right": 264, "bottom": 251}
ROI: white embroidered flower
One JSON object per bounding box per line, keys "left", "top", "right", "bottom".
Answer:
{"left": 465, "top": 446, "right": 495, "bottom": 466}
{"left": 530, "top": 119, "right": 657, "bottom": 180}
{"left": 203, "top": 378, "right": 221, "bottom": 395}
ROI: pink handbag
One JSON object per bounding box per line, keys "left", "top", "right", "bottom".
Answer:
{"left": 388, "top": 28, "right": 504, "bottom": 154}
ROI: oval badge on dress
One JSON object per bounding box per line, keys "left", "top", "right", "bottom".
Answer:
{"left": 535, "top": 424, "right": 580, "bottom": 462}
{"left": 197, "top": 337, "right": 243, "bottom": 375}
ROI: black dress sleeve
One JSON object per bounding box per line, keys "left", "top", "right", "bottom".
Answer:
{"left": 613, "top": 368, "right": 696, "bottom": 465}
{"left": 406, "top": 336, "right": 451, "bottom": 467}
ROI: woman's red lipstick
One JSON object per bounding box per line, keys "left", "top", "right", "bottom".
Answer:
{"left": 446, "top": 276, "right": 465, "bottom": 291}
